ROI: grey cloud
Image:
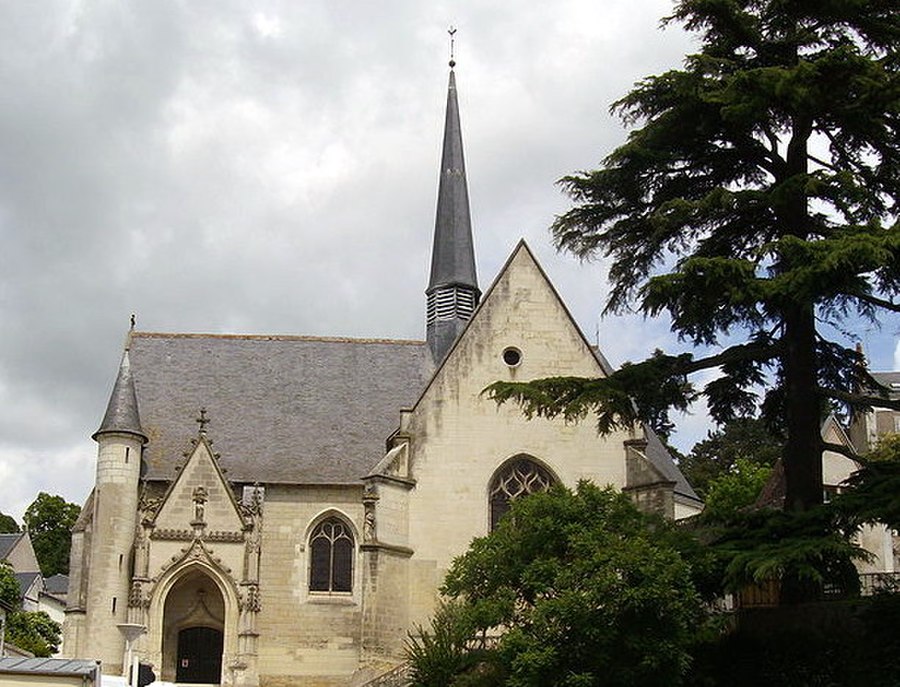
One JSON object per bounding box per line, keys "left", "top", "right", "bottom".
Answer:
{"left": 0, "top": 0, "right": 895, "bottom": 520}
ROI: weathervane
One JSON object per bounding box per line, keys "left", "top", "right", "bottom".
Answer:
{"left": 448, "top": 26, "right": 457, "bottom": 68}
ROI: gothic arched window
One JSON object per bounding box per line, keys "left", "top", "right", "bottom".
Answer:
{"left": 489, "top": 457, "right": 556, "bottom": 530}
{"left": 309, "top": 516, "right": 354, "bottom": 593}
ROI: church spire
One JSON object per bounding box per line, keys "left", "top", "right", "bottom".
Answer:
{"left": 426, "top": 33, "right": 480, "bottom": 362}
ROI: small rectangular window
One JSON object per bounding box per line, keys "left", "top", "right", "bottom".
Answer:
{"left": 112, "top": 597, "right": 117, "bottom": 613}
{"left": 125, "top": 447, "right": 130, "bottom": 463}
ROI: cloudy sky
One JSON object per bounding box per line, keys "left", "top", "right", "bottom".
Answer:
{"left": 1, "top": 1, "right": 896, "bottom": 522}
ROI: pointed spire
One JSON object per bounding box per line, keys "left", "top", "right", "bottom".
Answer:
{"left": 426, "top": 38, "right": 480, "bottom": 362}
{"left": 93, "top": 349, "right": 147, "bottom": 443}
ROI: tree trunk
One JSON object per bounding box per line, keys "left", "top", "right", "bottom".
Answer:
{"left": 781, "top": 302, "right": 822, "bottom": 513}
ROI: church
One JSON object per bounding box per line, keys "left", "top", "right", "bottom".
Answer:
{"left": 62, "top": 61, "right": 702, "bottom": 687}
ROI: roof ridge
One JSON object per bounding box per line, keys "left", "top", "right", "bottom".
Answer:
{"left": 131, "top": 332, "right": 426, "bottom": 345}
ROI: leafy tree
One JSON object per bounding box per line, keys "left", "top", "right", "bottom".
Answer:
{"left": 0, "top": 512, "right": 19, "bottom": 534}
{"left": 0, "top": 561, "right": 62, "bottom": 657}
{"left": 679, "top": 417, "right": 782, "bottom": 497}
{"left": 416, "top": 483, "right": 703, "bottom": 687}
{"left": 488, "top": 0, "right": 900, "bottom": 513}
{"left": 702, "top": 457, "right": 773, "bottom": 519}
{"left": 23, "top": 492, "right": 80, "bottom": 577}
{"left": 5, "top": 610, "right": 61, "bottom": 657}
{"left": 0, "top": 561, "right": 20, "bottom": 610}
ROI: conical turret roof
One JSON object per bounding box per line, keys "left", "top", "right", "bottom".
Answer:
{"left": 93, "top": 348, "right": 147, "bottom": 442}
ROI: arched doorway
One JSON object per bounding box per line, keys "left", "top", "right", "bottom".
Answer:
{"left": 161, "top": 568, "right": 225, "bottom": 684}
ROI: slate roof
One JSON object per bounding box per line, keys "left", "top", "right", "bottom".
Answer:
{"left": 14, "top": 571, "right": 41, "bottom": 598}
{"left": 94, "top": 350, "right": 146, "bottom": 441}
{"left": 645, "top": 430, "right": 701, "bottom": 503}
{"left": 0, "top": 657, "right": 101, "bottom": 678}
{"left": 0, "top": 533, "right": 22, "bottom": 560}
{"left": 128, "top": 333, "right": 433, "bottom": 484}
{"left": 871, "top": 371, "right": 900, "bottom": 400}
{"left": 427, "top": 69, "right": 478, "bottom": 295}
{"left": 43, "top": 573, "right": 69, "bottom": 596}
{"left": 589, "top": 344, "right": 699, "bottom": 503}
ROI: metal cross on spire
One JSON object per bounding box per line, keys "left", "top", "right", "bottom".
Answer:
{"left": 196, "top": 407, "right": 210, "bottom": 434}
{"left": 448, "top": 26, "right": 457, "bottom": 68}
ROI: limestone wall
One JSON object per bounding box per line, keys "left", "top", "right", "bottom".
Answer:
{"left": 404, "top": 246, "right": 633, "bottom": 626}
{"left": 255, "top": 484, "right": 365, "bottom": 684}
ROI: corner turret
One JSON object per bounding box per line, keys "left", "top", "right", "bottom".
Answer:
{"left": 75, "top": 342, "right": 147, "bottom": 672}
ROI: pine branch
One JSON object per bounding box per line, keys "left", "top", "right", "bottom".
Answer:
{"left": 669, "top": 341, "right": 780, "bottom": 375}
{"left": 818, "top": 387, "right": 900, "bottom": 411}
{"left": 807, "top": 153, "right": 841, "bottom": 174}
{"left": 821, "top": 441, "right": 859, "bottom": 462}
{"left": 853, "top": 292, "right": 900, "bottom": 313}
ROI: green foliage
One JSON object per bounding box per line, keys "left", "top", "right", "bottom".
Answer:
{"left": 1, "top": 556, "right": 62, "bottom": 657}
{"left": 489, "top": 0, "right": 900, "bottom": 512}
{"left": 866, "top": 432, "right": 900, "bottom": 462}
{"left": 23, "top": 492, "right": 80, "bottom": 577}
{"left": 5, "top": 610, "right": 61, "bottom": 657}
{"left": 0, "top": 512, "right": 19, "bottom": 533}
{"left": 703, "top": 506, "right": 865, "bottom": 603}
{"left": 486, "top": 350, "right": 698, "bottom": 440}
{"left": 429, "top": 483, "right": 703, "bottom": 686}
{"left": 0, "top": 561, "right": 20, "bottom": 610}
{"left": 702, "top": 458, "right": 773, "bottom": 519}
{"left": 679, "top": 417, "right": 782, "bottom": 497}
{"left": 406, "top": 601, "right": 503, "bottom": 687}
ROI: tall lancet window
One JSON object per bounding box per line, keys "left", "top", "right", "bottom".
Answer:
{"left": 489, "top": 456, "right": 556, "bottom": 530}
{"left": 309, "top": 516, "right": 354, "bottom": 593}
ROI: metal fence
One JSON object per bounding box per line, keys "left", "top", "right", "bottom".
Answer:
{"left": 737, "top": 571, "right": 900, "bottom": 608}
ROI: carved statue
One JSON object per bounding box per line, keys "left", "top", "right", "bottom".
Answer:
{"left": 192, "top": 485, "right": 209, "bottom": 522}
{"left": 363, "top": 508, "right": 376, "bottom": 542}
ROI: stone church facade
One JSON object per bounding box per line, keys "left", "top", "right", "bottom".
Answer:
{"left": 62, "top": 65, "right": 701, "bottom": 686}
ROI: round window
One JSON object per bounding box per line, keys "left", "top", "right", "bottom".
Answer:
{"left": 502, "top": 347, "right": 522, "bottom": 367}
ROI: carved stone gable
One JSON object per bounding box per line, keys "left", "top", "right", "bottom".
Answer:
{"left": 151, "top": 436, "right": 246, "bottom": 536}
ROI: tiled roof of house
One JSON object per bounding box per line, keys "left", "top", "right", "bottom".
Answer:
{"left": 871, "top": 371, "right": 900, "bottom": 400}
{"left": 43, "top": 573, "right": 68, "bottom": 596}
{"left": 14, "top": 571, "right": 41, "bottom": 599}
{"left": 0, "top": 533, "right": 22, "bottom": 560}
{"left": 128, "top": 332, "right": 433, "bottom": 484}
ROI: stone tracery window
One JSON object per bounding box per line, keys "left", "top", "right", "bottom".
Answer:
{"left": 489, "top": 456, "right": 556, "bottom": 530}
{"left": 309, "top": 516, "right": 354, "bottom": 593}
